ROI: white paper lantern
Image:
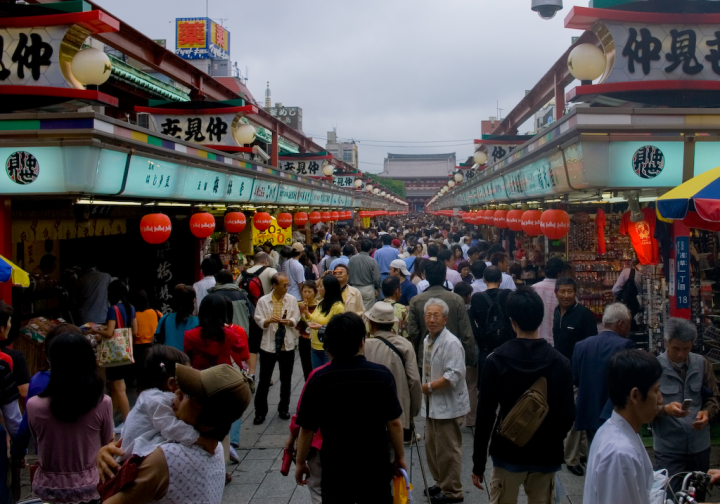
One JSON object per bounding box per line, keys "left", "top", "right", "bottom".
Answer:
{"left": 567, "top": 43, "right": 607, "bottom": 82}
{"left": 473, "top": 150, "right": 488, "bottom": 165}
{"left": 71, "top": 48, "right": 112, "bottom": 86}
{"left": 233, "top": 123, "right": 257, "bottom": 145}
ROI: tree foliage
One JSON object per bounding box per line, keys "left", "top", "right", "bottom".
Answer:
{"left": 367, "top": 173, "right": 406, "bottom": 198}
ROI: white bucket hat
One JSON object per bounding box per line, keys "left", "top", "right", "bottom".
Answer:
{"left": 365, "top": 301, "right": 399, "bottom": 324}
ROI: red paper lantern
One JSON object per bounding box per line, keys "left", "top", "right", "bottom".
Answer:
{"left": 276, "top": 213, "right": 292, "bottom": 229}
{"left": 540, "top": 209, "right": 570, "bottom": 239}
{"left": 330, "top": 211, "right": 340, "bottom": 221}
{"left": 345, "top": 211, "right": 353, "bottom": 219}
{"left": 521, "top": 210, "right": 543, "bottom": 236}
{"left": 140, "top": 213, "right": 171, "bottom": 244}
{"left": 294, "top": 212, "right": 308, "bottom": 227}
{"left": 253, "top": 212, "right": 272, "bottom": 231}
{"left": 190, "top": 212, "right": 215, "bottom": 238}
{"left": 484, "top": 210, "right": 496, "bottom": 226}
{"left": 224, "top": 212, "right": 246, "bottom": 234}
{"left": 309, "top": 211, "right": 321, "bottom": 224}
{"left": 320, "top": 211, "right": 331, "bottom": 222}
{"left": 494, "top": 210, "right": 509, "bottom": 229}
{"left": 506, "top": 210, "right": 524, "bottom": 232}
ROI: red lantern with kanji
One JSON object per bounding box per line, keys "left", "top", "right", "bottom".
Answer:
{"left": 330, "top": 211, "right": 340, "bottom": 221}
{"left": 253, "top": 212, "right": 272, "bottom": 231}
{"left": 309, "top": 211, "right": 321, "bottom": 225}
{"left": 140, "top": 213, "right": 171, "bottom": 244}
{"left": 320, "top": 211, "right": 331, "bottom": 223}
{"left": 224, "top": 212, "right": 246, "bottom": 234}
{"left": 494, "top": 210, "right": 509, "bottom": 229}
{"left": 540, "top": 209, "right": 570, "bottom": 239}
{"left": 484, "top": 210, "right": 496, "bottom": 226}
{"left": 294, "top": 212, "right": 308, "bottom": 227}
{"left": 506, "top": 210, "right": 524, "bottom": 232}
{"left": 276, "top": 212, "right": 292, "bottom": 229}
{"left": 190, "top": 212, "right": 215, "bottom": 238}
{"left": 521, "top": 210, "right": 543, "bottom": 236}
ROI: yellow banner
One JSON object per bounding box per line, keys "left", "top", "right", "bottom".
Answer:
{"left": 13, "top": 219, "right": 127, "bottom": 242}
{"left": 251, "top": 216, "right": 293, "bottom": 248}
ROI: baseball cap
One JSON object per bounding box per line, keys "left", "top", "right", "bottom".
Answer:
{"left": 390, "top": 259, "right": 411, "bottom": 277}
{"left": 176, "top": 364, "right": 251, "bottom": 426}
{"left": 292, "top": 242, "right": 304, "bottom": 253}
{"left": 391, "top": 239, "right": 401, "bottom": 247}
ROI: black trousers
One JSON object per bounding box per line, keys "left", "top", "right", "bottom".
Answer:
{"left": 298, "top": 337, "right": 313, "bottom": 382}
{"left": 254, "top": 349, "right": 294, "bottom": 417}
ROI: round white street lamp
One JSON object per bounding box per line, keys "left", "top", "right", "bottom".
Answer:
{"left": 233, "top": 123, "right": 257, "bottom": 145}
{"left": 473, "top": 150, "right": 488, "bottom": 165}
{"left": 71, "top": 48, "right": 112, "bottom": 86}
{"left": 373, "top": 188, "right": 380, "bottom": 194}
{"left": 454, "top": 172, "right": 464, "bottom": 183}
{"left": 365, "top": 184, "right": 373, "bottom": 192}
{"left": 567, "top": 43, "right": 607, "bottom": 84}
{"left": 322, "top": 163, "right": 335, "bottom": 177}
{"left": 448, "top": 180, "right": 455, "bottom": 188}
{"left": 354, "top": 178, "right": 363, "bottom": 188}
{"left": 380, "top": 191, "right": 386, "bottom": 197}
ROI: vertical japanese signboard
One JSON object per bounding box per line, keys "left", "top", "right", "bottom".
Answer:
{"left": 676, "top": 236, "right": 689, "bottom": 309}
{"left": 175, "top": 18, "right": 230, "bottom": 60}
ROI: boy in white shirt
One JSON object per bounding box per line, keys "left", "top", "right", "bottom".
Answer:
{"left": 584, "top": 349, "right": 663, "bottom": 504}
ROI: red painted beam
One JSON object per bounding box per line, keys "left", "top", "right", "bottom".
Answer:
{"left": 134, "top": 105, "right": 258, "bottom": 115}
{"left": 491, "top": 30, "right": 598, "bottom": 136}
{"left": 564, "top": 6, "right": 720, "bottom": 31}
{"left": 0, "top": 10, "right": 119, "bottom": 31}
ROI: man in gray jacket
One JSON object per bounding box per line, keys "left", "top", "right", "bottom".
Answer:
{"left": 652, "top": 318, "right": 719, "bottom": 501}
{"left": 407, "top": 261, "right": 476, "bottom": 368}
{"left": 348, "top": 239, "right": 381, "bottom": 311}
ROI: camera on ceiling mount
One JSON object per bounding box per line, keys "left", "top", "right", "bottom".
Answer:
{"left": 531, "top": 0, "right": 563, "bottom": 20}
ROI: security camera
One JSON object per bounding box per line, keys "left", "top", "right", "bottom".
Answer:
{"left": 531, "top": 0, "right": 563, "bottom": 20}
{"left": 252, "top": 145, "right": 271, "bottom": 163}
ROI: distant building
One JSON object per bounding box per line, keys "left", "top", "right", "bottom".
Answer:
{"left": 326, "top": 130, "right": 358, "bottom": 168}
{"left": 534, "top": 100, "right": 555, "bottom": 133}
{"left": 379, "top": 153, "right": 455, "bottom": 212}
{"left": 481, "top": 117, "right": 501, "bottom": 136}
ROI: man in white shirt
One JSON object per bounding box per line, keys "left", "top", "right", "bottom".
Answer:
{"left": 193, "top": 258, "right": 217, "bottom": 309}
{"left": 531, "top": 258, "right": 564, "bottom": 345}
{"left": 438, "top": 249, "right": 462, "bottom": 286}
{"left": 584, "top": 349, "right": 663, "bottom": 504}
{"left": 284, "top": 246, "right": 306, "bottom": 301}
{"left": 488, "top": 252, "right": 517, "bottom": 291}
{"left": 470, "top": 261, "right": 487, "bottom": 294}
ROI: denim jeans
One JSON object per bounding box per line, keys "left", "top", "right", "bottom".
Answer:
{"left": 311, "top": 348, "right": 329, "bottom": 369}
{"left": 230, "top": 417, "right": 242, "bottom": 447}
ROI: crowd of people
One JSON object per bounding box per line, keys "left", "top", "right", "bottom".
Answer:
{"left": 0, "top": 214, "right": 718, "bottom": 504}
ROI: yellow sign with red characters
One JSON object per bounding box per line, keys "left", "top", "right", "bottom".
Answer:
{"left": 251, "top": 216, "right": 292, "bottom": 248}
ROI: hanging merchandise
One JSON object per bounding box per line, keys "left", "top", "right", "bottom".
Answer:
{"left": 253, "top": 212, "right": 272, "bottom": 231}
{"left": 190, "top": 212, "right": 215, "bottom": 239}
{"left": 224, "top": 212, "right": 246, "bottom": 234}
{"left": 321, "top": 211, "right": 331, "bottom": 223}
{"left": 276, "top": 213, "right": 293, "bottom": 229}
{"left": 540, "top": 210, "right": 570, "bottom": 239}
{"left": 521, "top": 210, "right": 542, "bottom": 236}
{"left": 494, "top": 210, "right": 509, "bottom": 229}
{"left": 294, "top": 212, "right": 308, "bottom": 227}
{"left": 620, "top": 207, "right": 659, "bottom": 265}
{"left": 309, "top": 211, "right": 321, "bottom": 225}
{"left": 140, "top": 213, "right": 171, "bottom": 244}
{"left": 506, "top": 210, "right": 524, "bottom": 232}
{"left": 595, "top": 209, "right": 607, "bottom": 255}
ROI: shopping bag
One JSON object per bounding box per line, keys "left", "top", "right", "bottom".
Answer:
{"left": 97, "top": 306, "right": 134, "bottom": 368}
{"left": 393, "top": 468, "right": 413, "bottom": 504}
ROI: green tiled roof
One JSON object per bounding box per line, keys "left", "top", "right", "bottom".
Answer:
{"left": 108, "top": 54, "right": 190, "bottom": 102}
{"left": 255, "top": 125, "right": 300, "bottom": 154}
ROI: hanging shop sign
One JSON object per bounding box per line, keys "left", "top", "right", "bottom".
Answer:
{"left": 175, "top": 18, "right": 230, "bottom": 60}
{"left": 676, "top": 236, "right": 690, "bottom": 309}
{"left": 251, "top": 215, "right": 292, "bottom": 247}
{"left": 297, "top": 188, "right": 312, "bottom": 205}
{"left": 0, "top": 11, "right": 119, "bottom": 90}
{"left": 12, "top": 219, "right": 126, "bottom": 242}
{"left": 632, "top": 145, "right": 665, "bottom": 179}
{"left": 249, "top": 179, "right": 279, "bottom": 203}
{"left": 277, "top": 153, "right": 332, "bottom": 176}
{"left": 276, "top": 184, "right": 300, "bottom": 205}
{"left": 485, "top": 144, "right": 521, "bottom": 164}
{"left": 333, "top": 175, "right": 357, "bottom": 188}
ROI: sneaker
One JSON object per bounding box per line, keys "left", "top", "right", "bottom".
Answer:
{"left": 114, "top": 422, "right": 124, "bottom": 435}
{"left": 229, "top": 446, "right": 240, "bottom": 463}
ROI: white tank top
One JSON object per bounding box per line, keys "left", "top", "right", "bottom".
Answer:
{"left": 156, "top": 443, "right": 225, "bottom": 504}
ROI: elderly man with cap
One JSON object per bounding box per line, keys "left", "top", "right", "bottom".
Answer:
{"left": 364, "top": 301, "right": 422, "bottom": 446}
{"left": 390, "top": 259, "right": 418, "bottom": 306}
{"left": 284, "top": 243, "right": 306, "bottom": 301}
{"left": 99, "top": 364, "right": 251, "bottom": 504}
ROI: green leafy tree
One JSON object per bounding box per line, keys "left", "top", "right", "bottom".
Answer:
{"left": 366, "top": 174, "right": 406, "bottom": 198}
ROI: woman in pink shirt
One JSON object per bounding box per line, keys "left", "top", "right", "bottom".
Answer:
{"left": 28, "top": 332, "right": 113, "bottom": 504}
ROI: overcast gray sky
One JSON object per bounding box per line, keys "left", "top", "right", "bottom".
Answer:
{"left": 97, "top": 0, "right": 588, "bottom": 173}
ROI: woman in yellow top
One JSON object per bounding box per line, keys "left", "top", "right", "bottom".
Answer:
{"left": 301, "top": 274, "right": 345, "bottom": 369}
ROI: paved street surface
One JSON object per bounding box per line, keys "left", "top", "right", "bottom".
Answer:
{"left": 223, "top": 351, "right": 588, "bottom": 504}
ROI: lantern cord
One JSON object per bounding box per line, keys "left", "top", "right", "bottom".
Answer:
{"left": 558, "top": 145, "right": 578, "bottom": 192}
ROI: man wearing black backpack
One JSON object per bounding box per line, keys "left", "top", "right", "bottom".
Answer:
{"left": 469, "top": 266, "right": 513, "bottom": 380}
{"left": 472, "top": 288, "right": 575, "bottom": 504}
